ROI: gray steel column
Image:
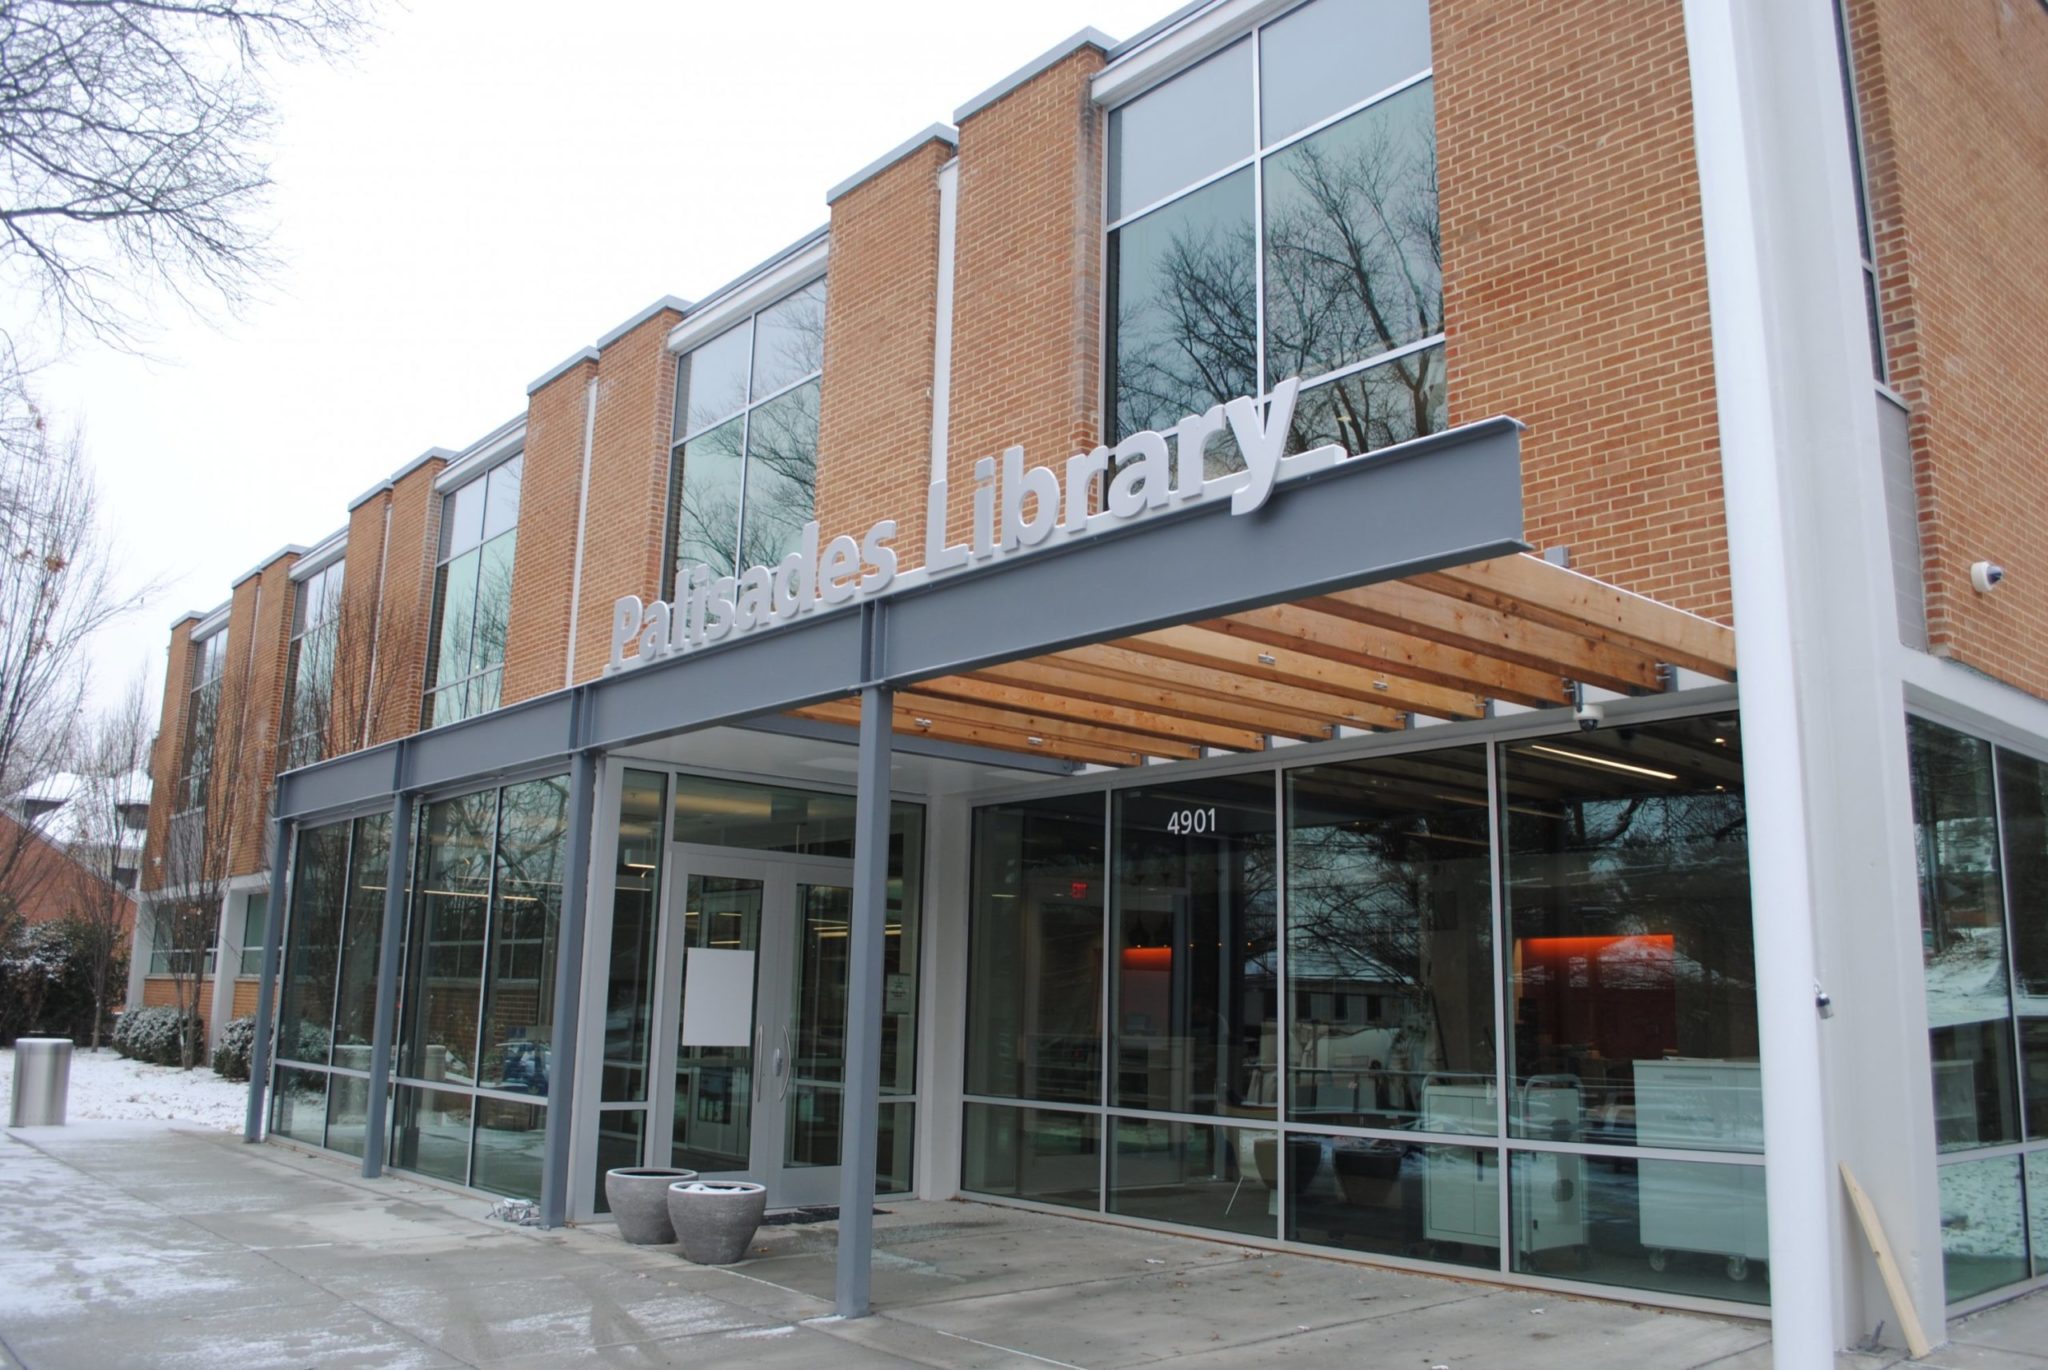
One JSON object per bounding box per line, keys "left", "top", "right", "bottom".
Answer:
{"left": 243, "top": 817, "right": 294, "bottom": 1142}
{"left": 539, "top": 749, "right": 600, "bottom": 1228}
{"left": 361, "top": 790, "right": 415, "bottom": 1178}
{"left": 835, "top": 683, "right": 893, "bottom": 1318}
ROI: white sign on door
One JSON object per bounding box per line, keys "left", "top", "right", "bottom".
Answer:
{"left": 680, "top": 948, "right": 755, "bottom": 1047}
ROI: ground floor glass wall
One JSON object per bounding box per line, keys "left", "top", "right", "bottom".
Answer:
{"left": 1909, "top": 716, "right": 2048, "bottom": 1305}
{"left": 963, "top": 712, "right": 1765, "bottom": 1305}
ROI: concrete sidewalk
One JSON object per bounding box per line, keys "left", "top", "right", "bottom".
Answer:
{"left": 0, "top": 1124, "right": 2040, "bottom": 1369}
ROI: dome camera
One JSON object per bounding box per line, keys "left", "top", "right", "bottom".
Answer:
{"left": 1971, "top": 561, "right": 2006, "bottom": 593}
{"left": 1574, "top": 701, "right": 1605, "bottom": 732}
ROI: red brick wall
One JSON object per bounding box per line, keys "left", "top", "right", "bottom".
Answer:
{"left": 569, "top": 312, "right": 684, "bottom": 684}
{"left": 945, "top": 44, "right": 1108, "bottom": 550}
{"left": 1436, "top": 0, "right": 1728, "bottom": 622}
{"left": 816, "top": 138, "right": 953, "bottom": 569}
{"left": 503, "top": 358, "right": 597, "bottom": 704}
{"left": 224, "top": 555, "right": 299, "bottom": 877}
{"left": 332, "top": 494, "right": 392, "bottom": 754}
{"left": 1851, "top": 0, "right": 2048, "bottom": 699}
{"left": 370, "top": 460, "right": 448, "bottom": 744}
{"left": 141, "top": 618, "right": 198, "bottom": 895}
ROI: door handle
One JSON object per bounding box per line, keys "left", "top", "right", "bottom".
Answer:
{"left": 752, "top": 1024, "right": 764, "bottom": 1103}
{"left": 777, "top": 1024, "right": 792, "bottom": 1103}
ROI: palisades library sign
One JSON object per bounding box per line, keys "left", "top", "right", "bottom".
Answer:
{"left": 608, "top": 377, "right": 1360, "bottom": 672}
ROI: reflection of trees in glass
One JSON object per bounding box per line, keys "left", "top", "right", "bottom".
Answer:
{"left": 740, "top": 381, "right": 819, "bottom": 568}
{"left": 1109, "top": 80, "right": 1442, "bottom": 457}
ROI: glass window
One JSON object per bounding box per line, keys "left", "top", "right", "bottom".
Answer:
{"left": 666, "top": 279, "right": 826, "bottom": 595}
{"left": 425, "top": 456, "right": 522, "bottom": 727}
{"left": 1107, "top": 1114, "right": 1273, "bottom": 1238}
{"left": 962, "top": 1104, "right": 1100, "bottom": 1210}
{"left": 476, "top": 778, "right": 569, "bottom": 1095}
{"left": 1289, "top": 1133, "right": 1498, "bottom": 1270}
{"left": 1259, "top": 0, "right": 1431, "bottom": 144}
{"left": 1111, "top": 774, "right": 1277, "bottom": 1118}
{"left": 1285, "top": 747, "right": 1494, "bottom": 1133}
{"left": 332, "top": 814, "right": 392, "bottom": 1059}
{"left": 282, "top": 560, "right": 345, "bottom": 770}
{"left": 238, "top": 892, "right": 270, "bottom": 977}
{"left": 603, "top": 770, "right": 667, "bottom": 1104}
{"left": 1910, "top": 718, "right": 2020, "bottom": 1150}
{"left": 1107, "top": 0, "right": 1440, "bottom": 455}
{"left": 967, "top": 793, "right": 1105, "bottom": 1104}
{"left": 399, "top": 791, "right": 497, "bottom": 1084}
{"left": 1939, "top": 1155, "right": 2030, "bottom": 1303}
{"left": 277, "top": 822, "right": 348, "bottom": 1064}
{"left": 271, "top": 1067, "right": 329, "bottom": 1147}
{"left": 1511, "top": 1153, "right": 1768, "bottom": 1303}
{"left": 178, "top": 629, "right": 226, "bottom": 812}
{"left": 391, "top": 1084, "right": 472, "bottom": 1187}
{"left": 1996, "top": 748, "right": 2048, "bottom": 1140}
{"left": 1500, "top": 716, "right": 1759, "bottom": 1152}
{"left": 472, "top": 1098, "right": 547, "bottom": 1201}
{"left": 1108, "top": 39, "right": 1252, "bottom": 220}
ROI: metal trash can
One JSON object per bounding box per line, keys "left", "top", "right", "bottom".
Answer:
{"left": 9, "top": 1037, "right": 74, "bottom": 1127}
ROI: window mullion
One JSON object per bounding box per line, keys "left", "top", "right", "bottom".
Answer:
{"left": 1250, "top": 22, "right": 1267, "bottom": 399}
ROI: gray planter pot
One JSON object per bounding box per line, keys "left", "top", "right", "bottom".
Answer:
{"left": 666, "top": 1180, "right": 767, "bottom": 1265}
{"left": 604, "top": 1168, "right": 699, "bottom": 1244}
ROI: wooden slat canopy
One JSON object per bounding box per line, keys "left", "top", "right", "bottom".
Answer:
{"left": 789, "top": 553, "right": 1737, "bottom": 768}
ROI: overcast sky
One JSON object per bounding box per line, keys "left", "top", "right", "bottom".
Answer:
{"left": 33, "top": 0, "right": 1171, "bottom": 712}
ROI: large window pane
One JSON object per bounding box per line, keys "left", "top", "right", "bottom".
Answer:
{"left": 1259, "top": 0, "right": 1431, "bottom": 146}
{"left": 1109, "top": 169, "right": 1257, "bottom": 447}
{"left": 1911, "top": 717, "right": 2020, "bottom": 1149}
{"left": 1501, "top": 716, "right": 1758, "bottom": 1151}
{"left": 431, "top": 547, "right": 480, "bottom": 690}
{"left": 1996, "top": 748, "right": 2048, "bottom": 1139}
{"left": 472, "top": 1098, "right": 546, "bottom": 1201}
{"left": 238, "top": 892, "right": 269, "bottom": 977}
{"left": 1939, "top": 1155, "right": 2030, "bottom": 1303}
{"left": 1112, "top": 774, "right": 1276, "bottom": 1118}
{"left": 674, "top": 416, "right": 745, "bottom": 577}
{"left": 1510, "top": 1152, "right": 1769, "bottom": 1304}
{"left": 739, "top": 379, "right": 818, "bottom": 568}
{"left": 391, "top": 1084, "right": 472, "bottom": 1187}
{"left": 477, "top": 778, "right": 568, "bottom": 1095}
{"left": 1285, "top": 747, "right": 1494, "bottom": 1132}
{"left": 1287, "top": 347, "right": 1444, "bottom": 456}
{"left": 1288, "top": 1133, "right": 1497, "bottom": 1270}
{"left": 677, "top": 320, "right": 752, "bottom": 438}
{"left": 1263, "top": 81, "right": 1440, "bottom": 389}
{"left": 441, "top": 479, "right": 485, "bottom": 559}
{"left": 332, "top": 813, "right": 391, "bottom": 1060}
{"left": 481, "top": 456, "right": 522, "bottom": 541}
{"left": 2030, "top": 1152, "right": 2048, "bottom": 1280}
{"left": 592, "top": 1110, "right": 646, "bottom": 1214}
{"left": 962, "top": 1104, "right": 1100, "bottom": 1210}
{"left": 400, "top": 791, "right": 496, "bottom": 1085}
{"left": 750, "top": 279, "right": 825, "bottom": 400}
{"left": 967, "top": 793, "right": 1104, "bottom": 1104}
{"left": 278, "top": 823, "right": 348, "bottom": 1064}
{"left": 1108, "top": 1115, "right": 1272, "bottom": 1238}
{"left": 603, "top": 771, "right": 666, "bottom": 1104}
{"left": 1109, "top": 39, "right": 1252, "bottom": 220}
{"left": 270, "top": 1066, "right": 328, "bottom": 1147}
{"left": 472, "top": 531, "right": 516, "bottom": 679}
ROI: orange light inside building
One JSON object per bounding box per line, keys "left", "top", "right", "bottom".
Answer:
{"left": 1120, "top": 946, "right": 1174, "bottom": 971}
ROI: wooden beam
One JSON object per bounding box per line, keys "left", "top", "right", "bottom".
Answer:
{"left": 1118, "top": 625, "right": 1489, "bottom": 720}
{"left": 893, "top": 690, "right": 1209, "bottom": 761}
{"left": 792, "top": 700, "right": 1141, "bottom": 768}
{"left": 971, "top": 657, "right": 1344, "bottom": 741}
{"left": 1413, "top": 554, "right": 1737, "bottom": 679}
{"left": 1049, "top": 643, "right": 1414, "bottom": 729}
{"left": 1205, "top": 603, "right": 1572, "bottom": 709}
{"left": 916, "top": 674, "right": 1268, "bottom": 752}
{"left": 1308, "top": 579, "right": 1666, "bottom": 695}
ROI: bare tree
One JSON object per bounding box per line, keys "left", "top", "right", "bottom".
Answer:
{"left": 62, "top": 674, "right": 151, "bottom": 1049}
{"left": 0, "top": 424, "right": 153, "bottom": 906}
{"left": 0, "top": 0, "right": 375, "bottom": 349}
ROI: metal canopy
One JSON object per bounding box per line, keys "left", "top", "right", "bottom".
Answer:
{"left": 272, "top": 413, "right": 1568, "bottom": 822}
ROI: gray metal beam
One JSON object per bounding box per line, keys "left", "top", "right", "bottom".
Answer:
{"left": 243, "top": 817, "right": 294, "bottom": 1142}
{"left": 271, "top": 416, "right": 1524, "bottom": 823}
{"left": 361, "top": 790, "right": 415, "bottom": 1178}
{"left": 835, "top": 683, "right": 894, "bottom": 1318}
{"left": 539, "top": 748, "right": 600, "bottom": 1228}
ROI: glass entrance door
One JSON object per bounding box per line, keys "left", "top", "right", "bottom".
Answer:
{"left": 651, "top": 850, "right": 854, "bottom": 1206}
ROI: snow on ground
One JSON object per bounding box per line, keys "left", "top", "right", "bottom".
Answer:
{"left": 1, "top": 1046, "right": 249, "bottom": 1131}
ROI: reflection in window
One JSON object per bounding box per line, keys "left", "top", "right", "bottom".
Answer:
{"left": 425, "top": 456, "right": 522, "bottom": 727}
{"left": 1285, "top": 747, "right": 1493, "bottom": 1133}
{"left": 476, "top": 778, "right": 569, "bottom": 1095}
{"left": 282, "top": 559, "right": 345, "bottom": 769}
{"left": 398, "top": 790, "right": 497, "bottom": 1085}
{"left": 666, "top": 279, "right": 824, "bottom": 590}
{"left": 1111, "top": 775, "right": 1277, "bottom": 1119}
{"left": 967, "top": 793, "right": 1105, "bottom": 1105}
{"left": 1500, "top": 716, "right": 1758, "bottom": 1152}
{"left": 1107, "top": 0, "right": 1441, "bottom": 458}
{"left": 1996, "top": 749, "right": 2048, "bottom": 1141}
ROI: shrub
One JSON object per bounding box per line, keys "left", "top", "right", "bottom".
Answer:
{"left": 0, "top": 921, "right": 109, "bottom": 1046}
{"left": 111, "top": 1004, "right": 200, "bottom": 1066}
{"left": 212, "top": 1015, "right": 256, "bottom": 1080}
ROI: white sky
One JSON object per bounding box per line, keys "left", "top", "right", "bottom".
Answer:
{"left": 31, "top": 0, "right": 1172, "bottom": 713}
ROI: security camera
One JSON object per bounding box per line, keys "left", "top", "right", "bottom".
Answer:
{"left": 1574, "top": 702, "right": 1605, "bottom": 731}
{"left": 1971, "top": 561, "right": 2006, "bottom": 593}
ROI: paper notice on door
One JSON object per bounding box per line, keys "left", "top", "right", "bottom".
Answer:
{"left": 681, "top": 948, "right": 755, "bottom": 1047}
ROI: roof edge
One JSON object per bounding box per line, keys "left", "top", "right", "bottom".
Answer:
{"left": 826, "top": 123, "right": 959, "bottom": 205}
{"left": 954, "top": 26, "right": 1116, "bottom": 123}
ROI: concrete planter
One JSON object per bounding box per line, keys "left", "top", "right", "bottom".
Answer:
{"left": 666, "top": 1180, "right": 767, "bottom": 1265}
{"left": 604, "top": 1168, "right": 699, "bottom": 1244}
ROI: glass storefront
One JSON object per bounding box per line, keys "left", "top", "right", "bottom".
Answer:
{"left": 1910, "top": 716, "right": 2048, "bottom": 1305}
{"left": 963, "top": 712, "right": 1765, "bottom": 1305}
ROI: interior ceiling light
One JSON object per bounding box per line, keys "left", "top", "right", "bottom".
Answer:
{"left": 1525, "top": 743, "right": 1678, "bottom": 782}
{"left": 913, "top": 717, "right": 933, "bottom": 730}
{"left": 1027, "top": 736, "right": 1045, "bottom": 747}
{"left": 1256, "top": 652, "right": 1277, "bottom": 666}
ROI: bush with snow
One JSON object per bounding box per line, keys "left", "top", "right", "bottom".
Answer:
{"left": 112, "top": 1004, "right": 200, "bottom": 1066}
{"left": 212, "top": 1015, "right": 256, "bottom": 1080}
{"left": 0, "top": 920, "right": 113, "bottom": 1045}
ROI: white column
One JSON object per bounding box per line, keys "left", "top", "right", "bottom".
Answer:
{"left": 1684, "top": 0, "right": 1942, "bottom": 1358}
{"left": 915, "top": 795, "right": 971, "bottom": 1200}
{"left": 207, "top": 888, "right": 241, "bottom": 1052}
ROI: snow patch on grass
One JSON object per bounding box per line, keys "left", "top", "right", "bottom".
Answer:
{"left": 1, "top": 1045, "right": 249, "bottom": 1131}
